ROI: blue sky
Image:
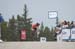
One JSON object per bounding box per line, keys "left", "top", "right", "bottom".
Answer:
{"left": 0, "top": 0, "right": 75, "bottom": 28}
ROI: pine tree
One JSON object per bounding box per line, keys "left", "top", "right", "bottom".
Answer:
{"left": 50, "top": 27, "right": 56, "bottom": 41}
{"left": 1, "top": 21, "right": 8, "bottom": 41}
{"left": 39, "top": 22, "right": 44, "bottom": 37}
{"left": 40, "top": 22, "right": 44, "bottom": 33}
{"left": 7, "top": 15, "right": 17, "bottom": 41}
{"left": 17, "top": 4, "right": 32, "bottom": 41}
{"left": 22, "top": 4, "right": 32, "bottom": 30}
{"left": 16, "top": 15, "right": 25, "bottom": 41}
{"left": 42, "top": 26, "right": 55, "bottom": 41}
{"left": 22, "top": 4, "right": 32, "bottom": 41}
{"left": 43, "top": 27, "right": 50, "bottom": 41}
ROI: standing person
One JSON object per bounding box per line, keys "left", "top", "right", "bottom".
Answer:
{"left": 55, "top": 24, "right": 62, "bottom": 42}
{"left": 71, "top": 21, "right": 73, "bottom": 28}
{"left": 0, "top": 13, "right": 4, "bottom": 22}
{"left": 31, "top": 23, "right": 40, "bottom": 41}
{"left": 62, "top": 21, "right": 68, "bottom": 28}
{"left": 0, "top": 13, "right": 4, "bottom": 42}
{"left": 67, "top": 21, "right": 70, "bottom": 27}
{"left": 71, "top": 21, "right": 75, "bottom": 28}
{"left": 55, "top": 20, "right": 65, "bottom": 42}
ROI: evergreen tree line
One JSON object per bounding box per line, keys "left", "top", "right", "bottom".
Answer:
{"left": 1, "top": 4, "right": 56, "bottom": 41}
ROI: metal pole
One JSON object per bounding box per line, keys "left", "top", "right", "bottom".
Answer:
{"left": 56, "top": 16, "right": 58, "bottom": 26}
{"left": 56, "top": 11, "right": 58, "bottom": 26}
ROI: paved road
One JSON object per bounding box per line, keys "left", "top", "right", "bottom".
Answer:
{"left": 0, "top": 42, "right": 75, "bottom": 49}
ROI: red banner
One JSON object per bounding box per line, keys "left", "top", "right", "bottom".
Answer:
{"left": 21, "top": 30, "right": 26, "bottom": 40}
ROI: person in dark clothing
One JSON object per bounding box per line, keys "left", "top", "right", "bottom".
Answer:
{"left": 0, "top": 13, "right": 4, "bottom": 42}
{"left": 0, "top": 13, "right": 4, "bottom": 23}
{"left": 70, "top": 21, "right": 75, "bottom": 28}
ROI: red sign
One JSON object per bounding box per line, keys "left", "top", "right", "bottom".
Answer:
{"left": 21, "top": 30, "right": 26, "bottom": 40}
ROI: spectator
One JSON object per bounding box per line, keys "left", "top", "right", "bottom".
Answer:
{"left": 67, "top": 21, "right": 70, "bottom": 27}
{"left": 0, "top": 13, "right": 4, "bottom": 23}
{"left": 70, "top": 21, "right": 75, "bottom": 28}
{"left": 61, "top": 20, "right": 68, "bottom": 28}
